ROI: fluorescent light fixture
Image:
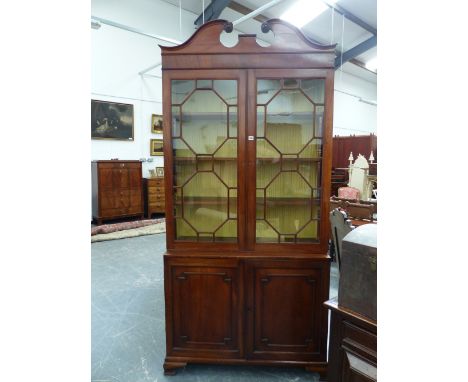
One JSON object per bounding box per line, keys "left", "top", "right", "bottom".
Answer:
{"left": 281, "top": 0, "right": 337, "bottom": 28}
{"left": 365, "top": 57, "right": 377, "bottom": 71}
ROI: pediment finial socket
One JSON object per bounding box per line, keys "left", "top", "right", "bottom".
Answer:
{"left": 261, "top": 21, "right": 271, "bottom": 34}
{"left": 223, "top": 22, "right": 233, "bottom": 33}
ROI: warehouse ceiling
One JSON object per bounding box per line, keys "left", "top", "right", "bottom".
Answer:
{"left": 160, "top": 0, "right": 377, "bottom": 83}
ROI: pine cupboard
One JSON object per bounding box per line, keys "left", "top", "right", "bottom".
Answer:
{"left": 160, "top": 19, "right": 336, "bottom": 379}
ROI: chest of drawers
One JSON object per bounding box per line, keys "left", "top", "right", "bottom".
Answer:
{"left": 91, "top": 160, "right": 144, "bottom": 225}
{"left": 144, "top": 177, "right": 165, "bottom": 218}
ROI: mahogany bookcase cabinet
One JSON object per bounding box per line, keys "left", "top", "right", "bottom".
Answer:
{"left": 160, "top": 19, "right": 336, "bottom": 379}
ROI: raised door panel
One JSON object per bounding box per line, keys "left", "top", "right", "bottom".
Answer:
{"left": 129, "top": 167, "right": 141, "bottom": 189}
{"left": 129, "top": 189, "right": 142, "bottom": 209}
{"left": 98, "top": 168, "right": 114, "bottom": 190}
{"left": 113, "top": 168, "right": 130, "bottom": 189}
{"left": 100, "top": 190, "right": 118, "bottom": 210}
{"left": 167, "top": 259, "right": 241, "bottom": 358}
{"left": 246, "top": 260, "right": 327, "bottom": 361}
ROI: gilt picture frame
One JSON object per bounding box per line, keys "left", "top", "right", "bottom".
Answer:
{"left": 151, "top": 114, "right": 163, "bottom": 134}
{"left": 91, "top": 100, "right": 134, "bottom": 140}
{"left": 150, "top": 139, "right": 164, "bottom": 156}
{"left": 156, "top": 167, "right": 164, "bottom": 177}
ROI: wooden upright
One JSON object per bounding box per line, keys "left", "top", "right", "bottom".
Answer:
{"left": 160, "top": 19, "right": 336, "bottom": 379}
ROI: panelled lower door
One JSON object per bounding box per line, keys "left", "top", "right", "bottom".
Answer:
{"left": 166, "top": 257, "right": 242, "bottom": 359}
{"left": 245, "top": 259, "right": 328, "bottom": 361}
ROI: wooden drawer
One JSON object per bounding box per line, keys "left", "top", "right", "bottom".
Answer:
{"left": 147, "top": 178, "right": 164, "bottom": 187}
{"left": 342, "top": 320, "right": 377, "bottom": 363}
{"left": 149, "top": 193, "right": 165, "bottom": 203}
{"left": 150, "top": 202, "right": 165, "bottom": 211}
{"left": 148, "top": 186, "right": 165, "bottom": 195}
{"left": 98, "top": 162, "right": 141, "bottom": 169}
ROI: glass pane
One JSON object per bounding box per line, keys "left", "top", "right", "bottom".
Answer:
{"left": 172, "top": 80, "right": 194, "bottom": 104}
{"left": 299, "top": 160, "right": 321, "bottom": 189}
{"left": 214, "top": 139, "right": 237, "bottom": 187}
{"left": 281, "top": 155, "right": 298, "bottom": 171}
{"left": 297, "top": 220, "right": 319, "bottom": 242}
{"left": 257, "top": 106, "right": 265, "bottom": 137}
{"left": 175, "top": 218, "right": 197, "bottom": 241}
{"left": 257, "top": 79, "right": 281, "bottom": 104}
{"left": 301, "top": 79, "right": 325, "bottom": 104}
{"left": 228, "top": 107, "right": 238, "bottom": 137}
{"left": 214, "top": 220, "right": 237, "bottom": 242}
{"left": 256, "top": 220, "right": 278, "bottom": 243}
{"left": 173, "top": 139, "right": 196, "bottom": 186}
{"left": 228, "top": 189, "right": 237, "bottom": 219}
{"left": 256, "top": 78, "right": 323, "bottom": 244}
{"left": 181, "top": 90, "right": 227, "bottom": 154}
{"left": 299, "top": 139, "right": 322, "bottom": 158}
{"left": 183, "top": 172, "right": 228, "bottom": 233}
{"left": 171, "top": 79, "right": 238, "bottom": 242}
{"left": 265, "top": 90, "right": 314, "bottom": 154}
{"left": 214, "top": 80, "right": 237, "bottom": 105}
{"left": 256, "top": 189, "right": 265, "bottom": 219}
{"left": 171, "top": 106, "right": 181, "bottom": 137}
{"left": 315, "top": 106, "right": 324, "bottom": 138}
{"left": 265, "top": 172, "right": 312, "bottom": 235}
{"left": 196, "top": 80, "right": 212, "bottom": 89}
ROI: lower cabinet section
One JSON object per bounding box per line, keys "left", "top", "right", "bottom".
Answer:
{"left": 164, "top": 255, "right": 330, "bottom": 376}
{"left": 325, "top": 298, "right": 377, "bottom": 382}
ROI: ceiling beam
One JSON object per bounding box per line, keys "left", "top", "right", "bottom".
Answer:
{"left": 335, "top": 35, "right": 377, "bottom": 69}
{"left": 229, "top": 1, "right": 269, "bottom": 23}
{"left": 324, "top": 1, "right": 377, "bottom": 36}
{"left": 194, "top": 0, "right": 231, "bottom": 28}
{"left": 227, "top": 0, "right": 375, "bottom": 74}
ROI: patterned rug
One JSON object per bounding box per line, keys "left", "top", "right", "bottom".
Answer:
{"left": 91, "top": 218, "right": 166, "bottom": 242}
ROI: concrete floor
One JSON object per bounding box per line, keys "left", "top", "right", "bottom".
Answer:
{"left": 92, "top": 233, "right": 339, "bottom": 382}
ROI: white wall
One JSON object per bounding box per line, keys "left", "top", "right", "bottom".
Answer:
{"left": 333, "top": 70, "right": 377, "bottom": 136}
{"left": 91, "top": 0, "right": 377, "bottom": 177}
{"left": 91, "top": 0, "right": 197, "bottom": 176}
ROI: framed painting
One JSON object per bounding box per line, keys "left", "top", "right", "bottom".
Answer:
{"left": 91, "top": 100, "right": 134, "bottom": 140}
{"left": 156, "top": 167, "right": 164, "bottom": 177}
{"left": 150, "top": 139, "right": 164, "bottom": 156}
{"left": 152, "top": 114, "right": 163, "bottom": 134}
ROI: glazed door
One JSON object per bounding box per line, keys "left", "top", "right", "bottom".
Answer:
{"left": 246, "top": 69, "right": 334, "bottom": 252}
{"left": 165, "top": 258, "right": 243, "bottom": 359}
{"left": 164, "top": 70, "right": 247, "bottom": 250}
{"left": 245, "top": 259, "right": 329, "bottom": 361}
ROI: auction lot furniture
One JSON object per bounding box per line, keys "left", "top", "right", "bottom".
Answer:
{"left": 160, "top": 19, "right": 336, "bottom": 379}
{"left": 325, "top": 298, "right": 377, "bottom": 382}
{"left": 91, "top": 160, "right": 144, "bottom": 225}
{"left": 143, "top": 177, "right": 165, "bottom": 218}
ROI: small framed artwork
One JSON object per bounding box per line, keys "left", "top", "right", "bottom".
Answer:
{"left": 152, "top": 114, "right": 163, "bottom": 134}
{"left": 91, "top": 100, "right": 134, "bottom": 140}
{"left": 150, "top": 139, "right": 164, "bottom": 156}
{"left": 156, "top": 167, "right": 164, "bottom": 177}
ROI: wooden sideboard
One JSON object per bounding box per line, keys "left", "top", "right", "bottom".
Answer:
{"left": 325, "top": 298, "right": 377, "bottom": 382}
{"left": 91, "top": 160, "right": 144, "bottom": 225}
{"left": 143, "top": 177, "right": 165, "bottom": 218}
